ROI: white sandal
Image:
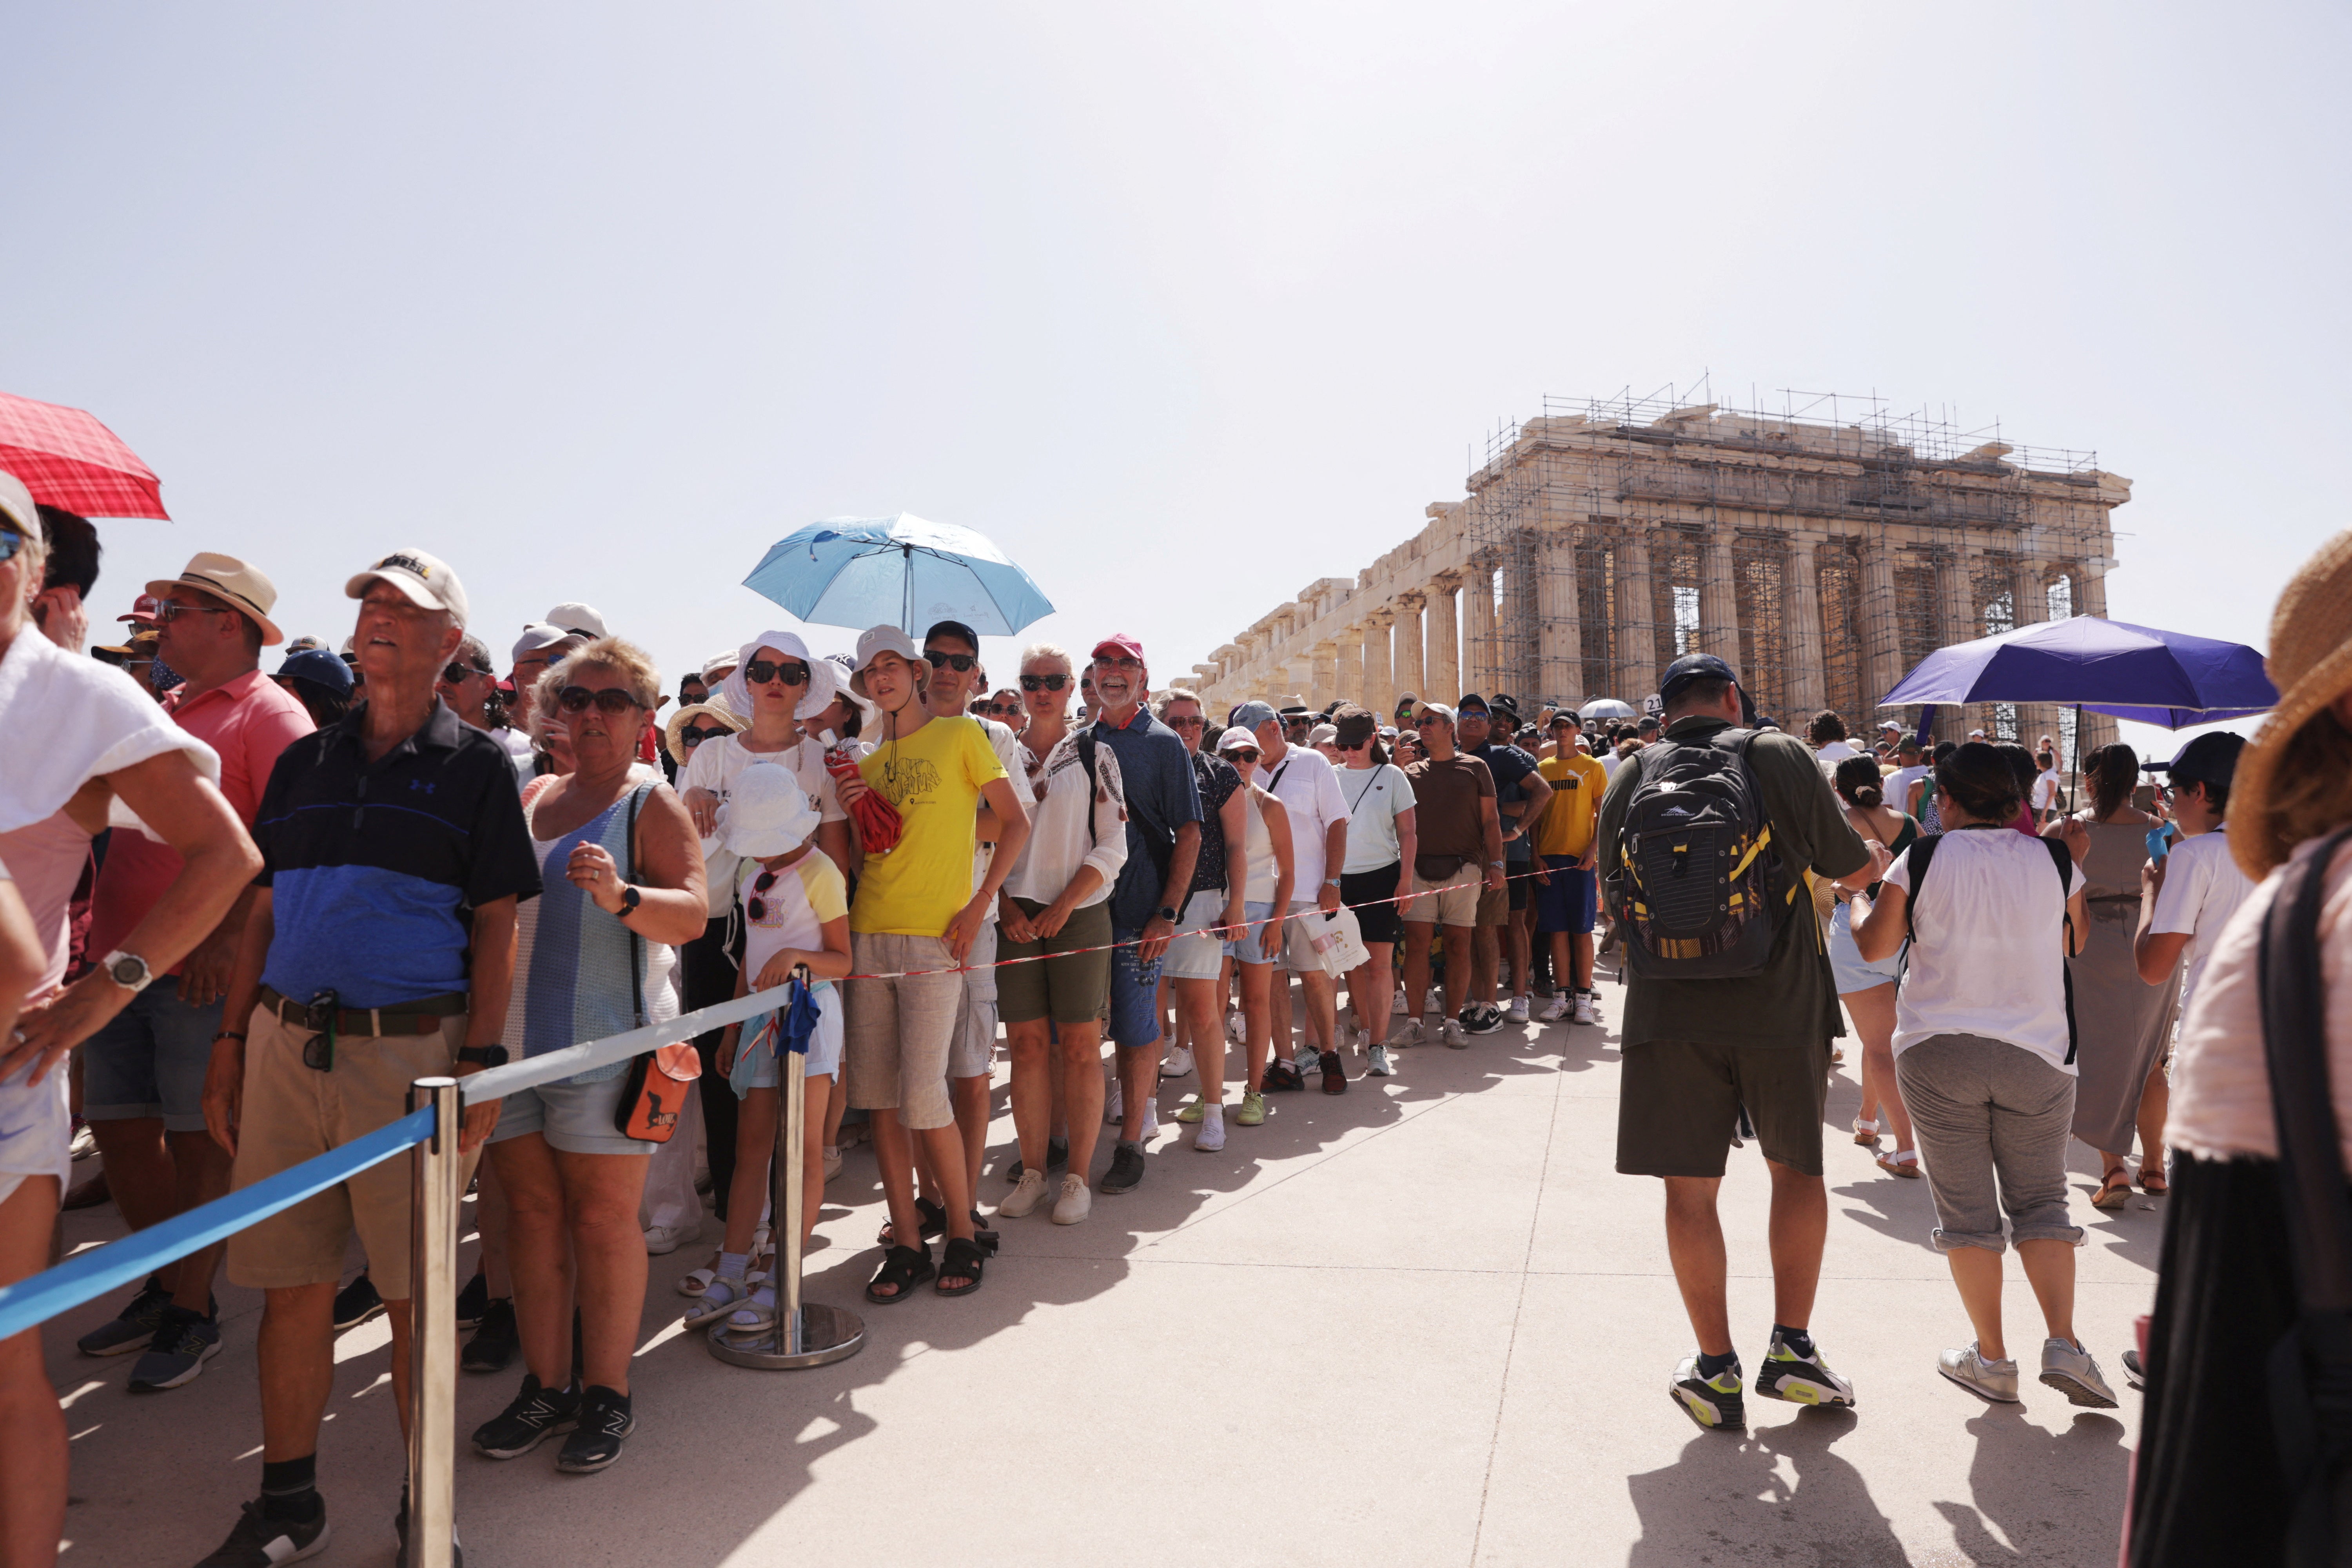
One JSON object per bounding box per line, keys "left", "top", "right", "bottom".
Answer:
{"left": 1876, "top": 1148, "right": 1922, "bottom": 1178}
{"left": 1852, "top": 1118, "right": 1880, "bottom": 1147}
{"left": 726, "top": 1283, "right": 780, "bottom": 1332}
{"left": 675, "top": 1250, "right": 724, "bottom": 1298}
{"left": 684, "top": 1275, "right": 758, "bottom": 1327}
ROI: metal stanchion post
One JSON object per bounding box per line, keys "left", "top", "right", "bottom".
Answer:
{"left": 709, "top": 985, "right": 864, "bottom": 1370}
{"left": 407, "top": 1076, "right": 462, "bottom": 1568}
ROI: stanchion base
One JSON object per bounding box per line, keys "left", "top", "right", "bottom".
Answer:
{"left": 705, "top": 1303, "right": 866, "bottom": 1370}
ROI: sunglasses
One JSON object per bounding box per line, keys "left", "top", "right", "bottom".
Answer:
{"left": 924, "top": 650, "right": 978, "bottom": 672}
{"left": 746, "top": 867, "right": 779, "bottom": 923}
{"left": 557, "top": 685, "right": 643, "bottom": 715}
{"left": 1020, "top": 673, "right": 1070, "bottom": 691}
{"left": 681, "top": 724, "right": 731, "bottom": 745}
{"left": 745, "top": 658, "right": 809, "bottom": 687}
{"left": 0, "top": 530, "right": 20, "bottom": 564}
{"left": 154, "top": 600, "right": 242, "bottom": 624}
{"left": 440, "top": 662, "right": 491, "bottom": 684}
{"left": 1226, "top": 748, "right": 1261, "bottom": 763}
{"left": 1093, "top": 655, "right": 1142, "bottom": 671}
{"left": 1165, "top": 714, "right": 1206, "bottom": 729}
{"left": 1414, "top": 716, "right": 1447, "bottom": 728}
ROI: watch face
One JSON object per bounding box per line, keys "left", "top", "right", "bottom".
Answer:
{"left": 110, "top": 956, "right": 147, "bottom": 987}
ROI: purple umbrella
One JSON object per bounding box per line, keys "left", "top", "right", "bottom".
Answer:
{"left": 1878, "top": 617, "right": 2274, "bottom": 730}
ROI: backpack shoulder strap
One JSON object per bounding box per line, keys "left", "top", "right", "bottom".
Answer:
{"left": 1902, "top": 835, "right": 1940, "bottom": 940}
{"left": 2039, "top": 833, "right": 2081, "bottom": 1065}
{"left": 1076, "top": 731, "right": 1100, "bottom": 845}
{"left": 2040, "top": 832, "right": 2075, "bottom": 895}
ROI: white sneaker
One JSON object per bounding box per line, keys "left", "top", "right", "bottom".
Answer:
{"left": 1105, "top": 1076, "right": 1124, "bottom": 1123}
{"left": 1392, "top": 1017, "right": 1425, "bottom": 1047}
{"left": 642, "top": 1221, "right": 701, "bottom": 1256}
{"left": 1225, "top": 1012, "right": 1246, "bottom": 1046}
{"left": 1537, "top": 996, "right": 1571, "bottom": 1023}
{"left": 999, "top": 1169, "right": 1050, "bottom": 1218}
{"left": 1367, "top": 1045, "right": 1396, "bottom": 1076}
{"left": 1142, "top": 1098, "right": 1161, "bottom": 1140}
{"left": 1051, "top": 1174, "right": 1092, "bottom": 1225}
{"left": 1193, "top": 1106, "right": 1226, "bottom": 1152}
{"left": 1574, "top": 993, "right": 1596, "bottom": 1025}
{"left": 1393, "top": 985, "right": 1408, "bottom": 1014}
{"left": 2039, "top": 1337, "right": 2119, "bottom": 1408}
{"left": 1441, "top": 1019, "right": 1469, "bottom": 1049}
{"left": 1938, "top": 1342, "right": 2021, "bottom": 1403}
{"left": 1160, "top": 1045, "right": 1194, "bottom": 1079}
{"left": 1508, "top": 995, "right": 1530, "bottom": 1024}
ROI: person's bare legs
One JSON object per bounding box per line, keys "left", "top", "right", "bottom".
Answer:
{"left": 1844, "top": 984, "right": 1913, "bottom": 1149}
{"left": 950, "top": 1074, "right": 989, "bottom": 1205}
{"left": 163, "top": 1129, "right": 232, "bottom": 1309}
{"left": 0, "top": 1177, "right": 65, "bottom": 1568}
{"left": 2134, "top": 1061, "right": 2170, "bottom": 1179}
{"left": 1946, "top": 1247, "right": 2009, "bottom": 1359}
{"left": 475, "top": 1155, "right": 514, "bottom": 1298}
{"left": 1662, "top": 1176, "right": 1731, "bottom": 1356}
{"left": 1054, "top": 1022, "right": 1106, "bottom": 1176}
{"left": 2016, "top": 1237, "right": 2079, "bottom": 1347}
{"left": 1238, "top": 961, "right": 1274, "bottom": 1089}
{"left": 87, "top": 1116, "right": 231, "bottom": 1310}
{"left": 1007, "top": 1019, "right": 1056, "bottom": 1173}
{"left": 1441, "top": 923, "right": 1475, "bottom": 1020}
{"left": 257, "top": 1281, "right": 339, "bottom": 1457}
{"left": 1116, "top": 1043, "right": 1156, "bottom": 1144}
{"left": 1764, "top": 1158, "right": 1826, "bottom": 1330}
{"left": 1473, "top": 924, "right": 1502, "bottom": 1009}
{"left": 491, "top": 1133, "right": 578, "bottom": 1390}
{"left": 551, "top": 1148, "right": 649, "bottom": 1393}
{"left": 873, "top": 1112, "right": 976, "bottom": 1291}
{"left": 1175, "top": 976, "right": 1223, "bottom": 1108}
{"left": 797, "top": 1074, "right": 832, "bottom": 1241}
{"left": 1401, "top": 920, "right": 1436, "bottom": 1020}
{"left": 1296, "top": 968, "right": 1339, "bottom": 1059}
{"left": 723, "top": 1089, "right": 779, "bottom": 1255}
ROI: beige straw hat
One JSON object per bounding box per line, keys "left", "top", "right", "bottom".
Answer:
{"left": 662, "top": 701, "right": 748, "bottom": 768}
{"left": 2229, "top": 528, "right": 2352, "bottom": 881}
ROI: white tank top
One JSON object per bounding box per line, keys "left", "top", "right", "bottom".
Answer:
{"left": 1241, "top": 789, "right": 1276, "bottom": 902}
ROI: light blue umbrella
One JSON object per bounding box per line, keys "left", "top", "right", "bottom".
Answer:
{"left": 741, "top": 514, "right": 1055, "bottom": 636}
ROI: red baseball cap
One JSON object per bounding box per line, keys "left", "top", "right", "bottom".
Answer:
{"left": 118, "top": 593, "right": 163, "bottom": 628}
{"left": 1091, "top": 633, "right": 1145, "bottom": 663}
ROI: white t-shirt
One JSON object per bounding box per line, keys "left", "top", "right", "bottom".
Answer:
{"left": 1598, "top": 751, "right": 1622, "bottom": 780}
{"left": 2151, "top": 826, "right": 2254, "bottom": 1011}
{"left": 1814, "top": 740, "right": 1861, "bottom": 773}
{"left": 2031, "top": 768, "right": 2062, "bottom": 812}
{"left": 1002, "top": 729, "right": 1125, "bottom": 908}
{"left": 680, "top": 733, "right": 846, "bottom": 916}
{"left": 1882, "top": 829, "right": 2078, "bottom": 1072}
{"left": 1886, "top": 765, "right": 1930, "bottom": 812}
{"left": 1261, "top": 743, "right": 1348, "bottom": 900}
{"left": 1338, "top": 762, "right": 1413, "bottom": 874}
{"left": 972, "top": 716, "right": 1034, "bottom": 919}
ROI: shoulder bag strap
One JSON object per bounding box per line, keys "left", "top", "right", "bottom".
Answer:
{"left": 625, "top": 783, "right": 646, "bottom": 1028}
{"left": 1902, "top": 835, "right": 1940, "bottom": 941}
{"left": 2257, "top": 823, "right": 2352, "bottom": 1565}
{"left": 2041, "top": 834, "right": 2081, "bottom": 1065}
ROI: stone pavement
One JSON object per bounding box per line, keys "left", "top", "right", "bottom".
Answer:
{"left": 46, "top": 970, "right": 2155, "bottom": 1567}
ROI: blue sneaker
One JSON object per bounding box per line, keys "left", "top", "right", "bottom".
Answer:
{"left": 127, "top": 1304, "right": 223, "bottom": 1392}
{"left": 76, "top": 1275, "right": 172, "bottom": 1357}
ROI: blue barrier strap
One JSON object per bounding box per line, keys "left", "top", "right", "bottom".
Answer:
{"left": 461, "top": 986, "right": 781, "bottom": 1105}
{"left": 0, "top": 1105, "right": 436, "bottom": 1343}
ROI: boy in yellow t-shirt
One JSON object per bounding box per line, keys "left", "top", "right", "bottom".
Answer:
{"left": 1532, "top": 710, "right": 1609, "bottom": 1024}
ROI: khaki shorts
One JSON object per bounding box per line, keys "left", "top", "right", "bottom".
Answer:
{"left": 1615, "top": 1037, "right": 1831, "bottom": 1179}
{"left": 226, "top": 1004, "right": 474, "bottom": 1299}
{"left": 1401, "top": 866, "right": 1481, "bottom": 928}
{"left": 949, "top": 921, "right": 1000, "bottom": 1081}
{"left": 844, "top": 932, "right": 960, "bottom": 1130}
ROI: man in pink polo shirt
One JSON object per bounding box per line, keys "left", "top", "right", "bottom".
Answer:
{"left": 75, "top": 553, "right": 312, "bottom": 1391}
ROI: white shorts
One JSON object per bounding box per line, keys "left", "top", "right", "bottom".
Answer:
{"left": 0, "top": 1059, "right": 72, "bottom": 1205}
{"left": 1161, "top": 889, "right": 1230, "bottom": 981}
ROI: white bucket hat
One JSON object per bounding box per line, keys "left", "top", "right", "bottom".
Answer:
{"left": 718, "top": 630, "right": 837, "bottom": 722}
{"left": 723, "top": 760, "right": 822, "bottom": 860}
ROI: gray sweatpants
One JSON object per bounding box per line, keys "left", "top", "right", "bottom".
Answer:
{"left": 1893, "top": 1032, "right": 2086, "bottom": 1254}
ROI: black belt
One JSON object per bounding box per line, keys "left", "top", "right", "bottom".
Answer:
{"left": 258, "top": 986, "right": 467, "bottom": 1038}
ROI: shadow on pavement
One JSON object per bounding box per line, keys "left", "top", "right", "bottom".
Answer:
{"left": 1626, "top": 1408, "right": 1913, "bottom": 1566}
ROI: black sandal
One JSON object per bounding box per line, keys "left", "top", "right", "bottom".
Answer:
{"left": 864, "top": 1243, "right": 934, "bottom": 1305}
{"left": 936, "top": 1236, "right": 987, "bottom": 1298}
{"left": 876, "top": 1198, "right": 946, "bottom": 1247}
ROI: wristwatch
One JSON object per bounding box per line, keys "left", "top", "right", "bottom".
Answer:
{"left": 456, "top": 1045, "right": 510, "bottom": 1069}
{"left": 99, "top": 950, "right": 153, "bottom": 993}
{"left": 616, "top": 884, "right": 642, "bottom": 916}
{"left": 1324, "top": 878, "right": 1341, "bottom": 889}
{"left": 1156, "top": 905, "right": 1178, "bottom": 922}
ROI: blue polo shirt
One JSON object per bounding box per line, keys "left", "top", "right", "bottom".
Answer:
{"left": 1472, "top": 740, "right": 1541, "bottom": 864}
{"left": 251, "top": 700, "right": 541, "bottom": 1008}
{"left": 1091, "top": 705, "right": 1202, "bottom": 931}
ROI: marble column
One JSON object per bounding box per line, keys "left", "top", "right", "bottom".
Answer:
{"left": 1461, "top": 561, "right": 1496, "bottom": 699}
{"left": 1697, "top": 533, "right": 1740, "bottom": 661}
{"left": 1501, "top": 534, "right": 1537, "bottom": 699}
{"left": 1784, "top": 535, "right": 1827, "bottom": 714}
{"left": 1939, "top": 546, "right": 1979, "bottom": 735}
{"left": 2074, "top": 559, "right": 2118, "bottom": 749}
{"left": 1363, "top": 612, "right": 1394, "bottom": 719}
{"left": 1859, "top": 542, "right": 1902, "bottom": 717}
{"left": 1310, "top": 642, "right": 1338, "bottom": 710}
{"left": 1393, "top": 592, "right": 1426, "bottom": 708}
{"left": 1425, "top": 575, "right": 1461, "bottom": 705}
{"left": 1537, "top": 528, "right": 1583, "bottom": 704}
{"left": 1335, "top": 633, "right": 1364, "bottom": 710}
{"left": 1612, "top": 528, "right": 1657, "bottom": 705}
{"left": 2011, "top": 557, "right": 2051, "bottom": 745}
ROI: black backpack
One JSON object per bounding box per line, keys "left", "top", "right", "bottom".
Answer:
{"left": 1900, "top": 830, "right": 2080, "bottom": 1063}
{"left": 1606, "top": 728, "right": 1793, "bottom": 979}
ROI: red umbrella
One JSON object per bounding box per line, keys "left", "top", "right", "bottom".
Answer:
{"left": 0, "top": 390, "right": 168, "bottom": 519}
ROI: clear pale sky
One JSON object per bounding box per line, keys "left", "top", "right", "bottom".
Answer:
{"left": 9, "top": 5, "right": 2344, "bottom": 760}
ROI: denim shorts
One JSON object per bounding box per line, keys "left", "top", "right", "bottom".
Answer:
{"left": 1161, "top": 889, "right": 1230, "bottom": 982}
{"left": 1107, "top": 926, "right": 1165, "bottom": 1049}
{"left": 1225, "top": 900, "right": 1279, "bottom": 965}
{"left": 492, "top": 1073, "right": 660, "bottom": 1158}
{"left": 81, "top": 977, "right": 225, "bottom": 1132}
{"left": 734, "top": 985, "right": 844, "bottom": 1092}
{"left": 1829, "top": 901, "right": 1905, "bottom": 994}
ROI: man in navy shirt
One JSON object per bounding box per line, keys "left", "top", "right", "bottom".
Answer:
{"left": 198, "top": 549, "right": 538, "bottom": 1568}
{"left": 1088, "top": 634, "right": 1201, "bottom": 1197}
{"left": 1457, "top": 694, "right": 1550, "bottom": 1034}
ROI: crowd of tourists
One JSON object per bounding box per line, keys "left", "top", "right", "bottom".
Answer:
{"left": 0, "top": 468, "right": 2340, "bottom": 1564}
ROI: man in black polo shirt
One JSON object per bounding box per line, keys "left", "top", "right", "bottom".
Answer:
{"left": 197, "top": 549, "right": 538, "bottom": 1568}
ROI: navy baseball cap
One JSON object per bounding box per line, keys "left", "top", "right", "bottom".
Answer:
{"left": 279, "top": 647, "right": 354, "bottom": 696}
{"left": 1657, "top": 653, "right": 1740, "bottom": 704}
{"left": 1456, "top": 692, "right": 1490, "bottom": 714}
{"left": 2162, "top": 731, "right": 2247, "bottom": 791}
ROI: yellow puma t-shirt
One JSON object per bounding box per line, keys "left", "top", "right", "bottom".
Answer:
{"left": 851, "top": 715, "right": 1008, "bottom": 937}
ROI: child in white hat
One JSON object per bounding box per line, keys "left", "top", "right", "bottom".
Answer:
{"left": 684, "top": 764, "right": 849, "bottom": 1332}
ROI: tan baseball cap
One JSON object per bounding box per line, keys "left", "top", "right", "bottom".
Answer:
{"left": 345, "top": 547, "right": 470, "bottom": 627}
{"left": 146, "top": 552, "right": 285, "bottom": 646}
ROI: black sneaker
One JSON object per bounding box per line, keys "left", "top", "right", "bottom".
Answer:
{"left": 1667, "top": 1354, "right": 1745, "bottom": 1431}
{"left": 1464, "top": 1005, "right": 1507, "bottom": 1036}
{"left": 1006, "top": 1137, "right": 1070, "bottom": 1182}
{"left": 195, "top": 1497, "right": 330, "bottom": 1566}
{"left": 127, "top": 1303, "right": 222, "bottom": 1392}
{"left": 77, "top": 1274, "right": 173, "bottom": 1356}
{"left": 555, "top": 1385, "right": 635, "bottom": 1474}
{"left": 1099, "top": 1141, "right": 1147, "bottom": 1194}
{"left": 393, "top": 1485, "right": 464, "bottom": 1568}
{"left": 471, "top": 1373, "right": 580, "bottom": 1459}
{"left": 461, "top": 1298, "right": 518, "bottom": 1374}
{"left": 332, "top": 1272, "right": 385, "bottom": 1331}
{"left": 455, "top": 1270, "right": 489, "bottom": 1329}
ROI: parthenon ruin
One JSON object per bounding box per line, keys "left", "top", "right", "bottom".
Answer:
{"left": 1187, "top": 388, "right": 2129, "bottom": 752}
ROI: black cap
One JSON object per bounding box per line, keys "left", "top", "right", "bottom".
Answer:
{"left": 1456, "top": 692, "right": 1490, "bottom": 714}
{"left": 1488, "top": 691, "right": 1521, "bottom": 715}
{"left": 1657, "top": 653, "right": 1740, "bottom": 705}
{"left": 2163, "top": 731, "right": 2247, "bottom": 791}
